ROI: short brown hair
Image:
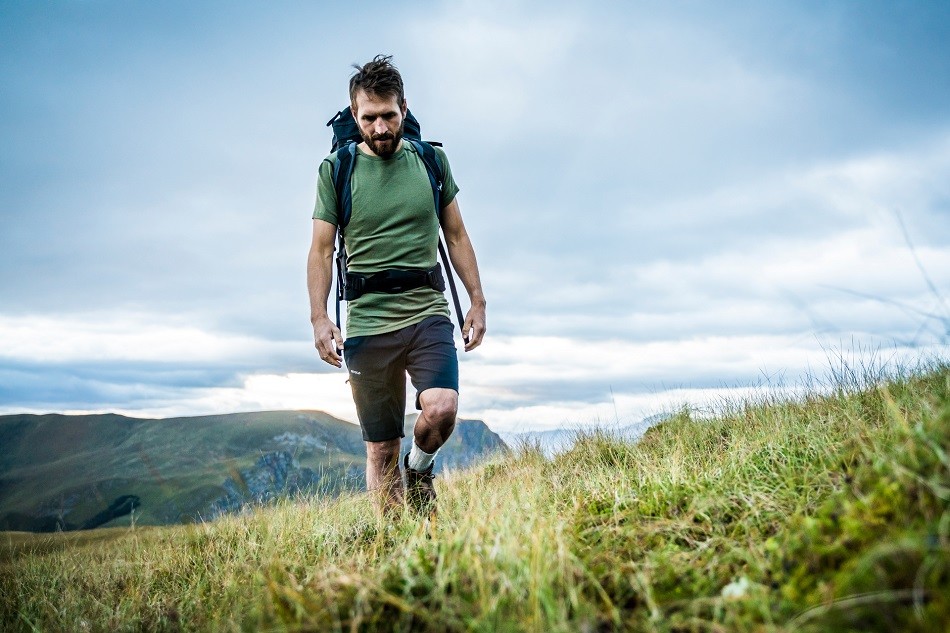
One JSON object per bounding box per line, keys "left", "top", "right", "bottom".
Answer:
{"left": 349, "top": 54, "right": 405, "bottom": 107}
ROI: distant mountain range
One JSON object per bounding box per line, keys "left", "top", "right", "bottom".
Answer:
{"left": 499, "top": 413, "right": 672, "bottom": 458}
{"left": 0, "top": 411, "right": 506, "bottom": 532}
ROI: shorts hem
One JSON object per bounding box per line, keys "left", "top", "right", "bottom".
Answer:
{"left": 414, "top": 384, "right": 460, "bottom": 410}
{"left": 361, "top": 429, "right": 406, "bottom": 443}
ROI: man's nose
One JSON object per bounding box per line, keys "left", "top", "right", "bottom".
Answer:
{"left": 373, "top": 119, "right": 388, "bottom": 134}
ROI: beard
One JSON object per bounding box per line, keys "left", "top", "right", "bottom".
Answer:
{"left": 361, "top": 120, "right": 405, "bottom": 159}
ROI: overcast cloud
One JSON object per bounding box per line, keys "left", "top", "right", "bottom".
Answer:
{"left": 1, "top": 0, "right": 948, "bottom": 431}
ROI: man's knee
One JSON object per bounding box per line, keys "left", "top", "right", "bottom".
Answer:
{"left": 419, "top": 388, "right": 458, "bottom": 426}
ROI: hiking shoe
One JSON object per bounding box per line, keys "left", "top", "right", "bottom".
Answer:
{"left": 403, "top": 453, "right": 436, "bottom": 516}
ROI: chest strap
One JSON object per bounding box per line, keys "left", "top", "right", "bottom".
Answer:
{"left": 343, "top": 263, "right": 446, "bottom": 301}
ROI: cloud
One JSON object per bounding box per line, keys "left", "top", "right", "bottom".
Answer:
{"left": 0, "top": 312, "right": 325, "bottom": 413}
{"left": 1, "top": 1, "right": 949, "bottom": 431}
{"left": 480, "top": 133, "right": 950, "bottom": 347}
{"left": 118, "top": 372, "right": 359, "bottom": 423}
{"left": 404, "top": 3, "right": 581, "bottom": 141}
{"left": 0, "top": 313, "right": 308, "bottom": 365}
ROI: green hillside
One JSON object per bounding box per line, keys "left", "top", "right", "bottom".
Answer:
{"left": 0, "top": 411, "right": 505, "bottom": 530}
{"left": 2, "top": 363, "right": 948, "bottom": 632}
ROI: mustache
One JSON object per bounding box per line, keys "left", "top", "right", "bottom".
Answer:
{"left": 371, "top": 132, "right": 395, "bottom": 141}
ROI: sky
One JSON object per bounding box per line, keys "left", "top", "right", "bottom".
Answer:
{"left": 1, "top": 0, "right": 949, "bottom": 432}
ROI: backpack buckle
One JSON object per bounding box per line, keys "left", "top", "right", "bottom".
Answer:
{"left": 426, "top": 263, "right": 446, "bottom": 292}
{"left": 343, "top": 272, "right": 367, "bottom": 301}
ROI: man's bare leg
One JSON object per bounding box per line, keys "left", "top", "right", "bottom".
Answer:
{"left": 365, "top": 438, "right": 403, "bottom": 515}
{"left": 414, "top": 388, "right": 458, "bottom": 453}
{"left": 403, "top": 388, "right": 458, "bottom": 516}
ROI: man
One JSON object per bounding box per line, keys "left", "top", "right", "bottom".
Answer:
{"left": 307, "top": 55, "right": 486, "bottom": 517}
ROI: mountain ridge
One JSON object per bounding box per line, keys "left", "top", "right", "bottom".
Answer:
{"left": 0, "top": 409, "right": 506, "bottom": 532}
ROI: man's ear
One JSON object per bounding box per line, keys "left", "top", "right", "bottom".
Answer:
{"left": 401, "top": 99, "right": 408, "bottom": 116}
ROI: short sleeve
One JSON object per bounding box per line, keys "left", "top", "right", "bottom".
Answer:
{"left": 434, "top": 146, "right": 460, "bottom": 208}
{"left": 312, "top": 156, "right": 339, "bottom": 225}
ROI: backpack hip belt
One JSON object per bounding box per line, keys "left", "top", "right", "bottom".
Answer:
{"left": 343, "top": 263, "right": 446, "bottom": 301}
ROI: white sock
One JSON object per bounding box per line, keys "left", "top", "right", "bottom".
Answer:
{"left": 407, "top": 442, "right": 437, "bottom": 472}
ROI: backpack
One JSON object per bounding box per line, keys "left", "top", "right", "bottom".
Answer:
{"left": 325, "top": 107, "right": 466, "bottom": 341}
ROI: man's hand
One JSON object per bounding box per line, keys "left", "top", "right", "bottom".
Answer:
{"left": 462, "top": 302, "right": 486, "bottom": 352}
{"left": 313, "top": 315, "right": 344, "bottom": 367}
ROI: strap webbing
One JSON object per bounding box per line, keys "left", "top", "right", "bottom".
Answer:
{"left": 438, "top": 237, "right": 467, "bottom": 343}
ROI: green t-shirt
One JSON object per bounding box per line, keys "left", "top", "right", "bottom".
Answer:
{"left": 313, "top": 142, "right": 460, "bottom": 337}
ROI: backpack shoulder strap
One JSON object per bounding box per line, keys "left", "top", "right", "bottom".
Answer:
{"left": 331, "top": 141, "right": 358, "bottom": 229}
{"left": 406, "top": 139, "right": 445, "bottom": 220}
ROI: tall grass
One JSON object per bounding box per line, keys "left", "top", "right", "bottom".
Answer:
{"left": 2, "top": 360, "right": 948, "bottom": 632}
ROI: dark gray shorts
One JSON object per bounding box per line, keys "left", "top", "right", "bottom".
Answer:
{"left": 343, "top": 315, "right": 459, "bottom": 443}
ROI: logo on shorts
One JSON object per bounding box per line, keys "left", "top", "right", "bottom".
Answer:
{"left": 349, "top": 369, "right": 361, "bottom": 375}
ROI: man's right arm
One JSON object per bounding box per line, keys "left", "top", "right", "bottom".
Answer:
{"left": 307, "top": 218, "right": 344, "bottom": 367}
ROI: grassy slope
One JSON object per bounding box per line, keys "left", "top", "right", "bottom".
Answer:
{"left": 1, "top": 364, "right": 948, "bottom": 632}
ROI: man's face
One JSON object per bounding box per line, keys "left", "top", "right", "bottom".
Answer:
{"left": 351, "top": 89, "right": 407, "bottom": 159}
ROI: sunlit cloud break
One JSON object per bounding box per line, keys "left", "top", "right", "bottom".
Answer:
{"left": 2, "top": 312, "right": 946, "bottom": 432}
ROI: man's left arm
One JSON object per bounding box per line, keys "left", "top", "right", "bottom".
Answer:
{"left": 440, "top": 197, "right": 486, "bottom": 351}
